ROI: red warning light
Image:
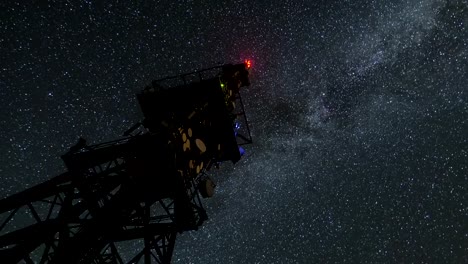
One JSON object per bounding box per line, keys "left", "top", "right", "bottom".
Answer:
{"left": 245, "top": 59, "right": 252, "bottom": 69}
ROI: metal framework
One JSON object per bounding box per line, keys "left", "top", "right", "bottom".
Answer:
{"left": 0, "top": 63, "right": 252, "bottom": 263}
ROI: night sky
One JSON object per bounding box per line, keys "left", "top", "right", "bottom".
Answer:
{"left": 1, "top": 0, "right": 467, "bottom": 263}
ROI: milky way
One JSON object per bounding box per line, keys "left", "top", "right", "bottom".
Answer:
{"left": 1, "top": 0, "right": 467, "bottom": 263}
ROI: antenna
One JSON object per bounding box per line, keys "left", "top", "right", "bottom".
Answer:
{"left": 0, "top": 62, "right": 253, "bottom": 264}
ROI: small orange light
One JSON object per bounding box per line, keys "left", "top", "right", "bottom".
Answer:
{"left": 245, "top": 59, "right": 252, "bottom": 69}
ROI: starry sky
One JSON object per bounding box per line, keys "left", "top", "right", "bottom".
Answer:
{"left": 1, "top": 0, "right": 467, "bottom": 263}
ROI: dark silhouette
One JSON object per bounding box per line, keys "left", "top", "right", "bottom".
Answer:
{"left": 0, "top": 62, "right": 252, "bottom": 264}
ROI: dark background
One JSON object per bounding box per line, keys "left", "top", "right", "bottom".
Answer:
{"left": 1, "top": 0, "right": 467, "bottom": 263}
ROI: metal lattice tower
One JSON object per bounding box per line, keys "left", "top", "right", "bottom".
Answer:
{"left": 0, "top": 62, "right": 252, "bottom": 264}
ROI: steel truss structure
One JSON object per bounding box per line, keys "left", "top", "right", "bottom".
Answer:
{"left": 0, "top": 62, "right": 252, "bottom": 263}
